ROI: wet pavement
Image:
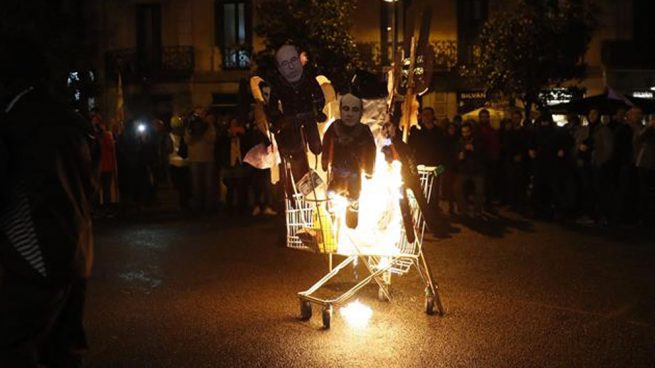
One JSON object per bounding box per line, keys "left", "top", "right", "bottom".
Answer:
{"left": 85, "top": 209, "right": 655, "bottom": 367}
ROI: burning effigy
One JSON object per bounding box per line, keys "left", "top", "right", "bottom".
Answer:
{"left": 246, "top": 42, "right": 444, "bottom": 329}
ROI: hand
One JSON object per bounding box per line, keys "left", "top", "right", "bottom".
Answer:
{"left": 579, "top": 144, "right": 588, "bottom": 152}
{"left": 557, "top": 149, "right": 565, "bottom": 158}
{"left": 464, "top": 143, "right": 474, "bottom": 151}
{"left": 528, "top": 149, "right": 537, "bottom": 159}
{"left": 458, "top": 152, "right": 465, "bottom": 160}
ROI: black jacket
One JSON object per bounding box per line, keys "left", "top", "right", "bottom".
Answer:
{"left": 0, "top": 88, "right": 96, "bottom": 286}
{"left": 408, "top": 124, "right": 446, "bottom": 166}
{"left": 266, "top": 72, "right": 325, "bottom": 129}
{"left": 322, "top": 120, "right": 376, "bottom": 176}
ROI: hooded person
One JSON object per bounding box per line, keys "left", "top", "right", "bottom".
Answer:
{"left": 266, "top": 45, "right": 326, "bottom": 194}
{"left": 322, "top": 94, "right": 377, "bottom": 228}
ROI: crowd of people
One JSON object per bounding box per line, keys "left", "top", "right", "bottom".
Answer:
{"left": 90, "top": 101, "right": 655, "bottom": 228}
{"left": 409, "top": 106, "right": 655, "bottom": 226}
{"left": 90, "top": 105, "right": 279, "bottom": 218}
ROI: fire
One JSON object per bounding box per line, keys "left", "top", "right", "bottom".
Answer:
{"left": 339, "top": 299, "right": 373, "bottom": 328}
{"left": 328, "top": 152, "right": 405, "bottom": 256}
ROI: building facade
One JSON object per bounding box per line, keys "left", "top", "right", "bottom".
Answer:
{"left": 92, "top": 0, "right": 655, "bottom": 123}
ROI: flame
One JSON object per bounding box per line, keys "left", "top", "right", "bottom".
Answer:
{"left": 339, "top": 299, "right": 373, "bottom": 328}
{"left": 329, "top": 152, "right": 405, "bottom": 256}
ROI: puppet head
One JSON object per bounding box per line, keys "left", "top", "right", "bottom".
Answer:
{"left": 340, "top": 93, "right": 363, "bottom": 127}
{"left": 275, "top": 45, "right": 303, "bottom": 83}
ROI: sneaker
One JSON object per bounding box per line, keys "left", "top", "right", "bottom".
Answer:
{"left": 263, "top": 207, "right": 278, "bottom": 216}
{"left": 251, "top": 206, "right": 261, "bottom": 216}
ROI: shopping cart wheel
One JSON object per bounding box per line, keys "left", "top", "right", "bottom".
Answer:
{"left": 300, "top": 301, "right": 312, "bottom": 321}
{"left": 378, "top": 286, "right": 390, "bottom": 302}
{"left": 322, "top": 305, "right": 333, "bottom": 329}
{"left": 425, "top": 296, "right": 435, "bottom": 315}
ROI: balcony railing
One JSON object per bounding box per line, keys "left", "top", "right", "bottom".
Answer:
{"left": 356, "top": 40, "right": 458, "bottom": 71}
{"left": 105, "top": 46, "right": 195, "bottom": 82}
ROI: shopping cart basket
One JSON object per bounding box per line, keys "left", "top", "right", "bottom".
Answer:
{"left": 285, "top": 165, "right": 445, "bottom": 329}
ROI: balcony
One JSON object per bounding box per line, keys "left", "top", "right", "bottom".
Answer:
{"left": 356, "top": 40, "right": 458, "bottom": 71}
{"left": 602, "top": 40, "right": 655, "bottom": 70}
{"left": 105, "top": 46, "right": 195, "bottom": 83}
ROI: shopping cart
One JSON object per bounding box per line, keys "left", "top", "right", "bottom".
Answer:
{"left": 285, "top": 165, "right": 445, "bottom": 329}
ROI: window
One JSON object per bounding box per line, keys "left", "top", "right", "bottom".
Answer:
{"left": 457, "top": 0, "right": 488, "bottom": 64}
{"left": 136, "top": 3, "right": 162, "bottom": 71}
{"left": 380, "top": 0, "right": 405, "bottom": 65}
{"left": 215, "top": 0, "right": 252, "bottom": 69}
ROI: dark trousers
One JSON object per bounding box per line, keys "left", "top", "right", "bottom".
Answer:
{"left": 223, "top": 164, "right": 250, "bottom": 210}
{"left": 505, "top": 161, "right": 527, "bottom": 208}
{"left": 533, "top": 167, "right": 557, "bottom": 217}
{"left": 99, "top": 172, "right": 113, "bottom": 205}
{"left": 0, "top": 275, "right": 87, "bottom": 368}
{"left": 614, "top": 165, "right": 639, "bottom": 223}
{"left": 638, "top": 167, "right": 655, "bottom": 223}
{"left": 576, "top": 165, "right": 595, "bottom": 217}
{"left": 593, "top": 165, "right": 615, "bottom": 221}
{"left": 455, "top": 173, "right": 485, "bottom": 214}
{"left": 169, "top": 165, "right": 191, "bottom": 209}
{"left": 442, "top": 170, "right": 456, "bottom": 211}
{"left": 252, "top": 168, "right": 274, "bottom": 208}
{"left": 484, "top": 159, "right": 500, "bottom": 204}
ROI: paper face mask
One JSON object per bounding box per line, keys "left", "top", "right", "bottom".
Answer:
{"left": 340, "top": 93, "right": 363, "bottom": 127}
{"left": 276, "top": 45, "right": 303, "bottom": 83}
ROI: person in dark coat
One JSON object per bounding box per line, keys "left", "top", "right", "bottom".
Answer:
{"left": 409, "top": 107, "right": 447, "bottom": 206}
{"left": 503, "top": 110, "right": 530, "bottom": 210}
{"left": 455, "top": 121, "right": 485, "bottom": 218}
{"left": 528, "top": 114, "right": 570, "bottom": 219}
{"left": 442, "top": 122, "right": 460, "bottom": 214}
{"left": 0, "top": 35, "right": 97, "bottom": 367}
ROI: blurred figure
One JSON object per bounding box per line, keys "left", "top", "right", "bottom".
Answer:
{"left": 442, "top": 122, "right": 460, "bottom": 214}
{"left": 503, "top": 110, "right": 529, "bottom": 210}
{"left": 591, "top": 114, "right": 617, "bottom": 225}
{"left": 185, "top": 107, "right": 217, "bottom": 212}
{"left": 613, "top": 107, "right": 643, "bottom": 225}
{"left": 455, "top": 122, "right": 485, "bottom": 218}
{"left": 219, "top": 117, "right": 251, "bottom": 213}
{"left": 409, "top": 107, "right": 446, "bottom": 205}
{"left": 167, "top": 115, "right": 191, "bottom": 210}
{"left": 152, "top": 119, "right": 170, "bottom": 193}
{"left": 528, "top": 114, "right": 568, "bottom": 219}
{"left": 635, "top": 115, "right": 655, "bottom": 225}
{"left": 477, "top": 109, "right": 501, "bottom": 208}
{"left": 94, "top": 112, "right": 118, "bottom": 217}
{"left": 0, "top": 35, "right": 96, "bottom": 367}
{"left": 573, "top": 108, "right": 601, "bottom": 224}
{"left": 116, "top": 119, "right": 157, "bottom": 212}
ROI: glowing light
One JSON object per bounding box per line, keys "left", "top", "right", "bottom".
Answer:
{"left": 340, "top": 300, "right": 372, "bottom": 328}
{"left": 330, "top": 153, "right": 405, "bottom": 256}
{"left": 377, "top": 256, "right": 391, "bottom": 270}
{"left": 633, "top": 91, "right": 654, "bottom": 99}
{"left": 137, "top": 123, "right": 146, "bottom": 133}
